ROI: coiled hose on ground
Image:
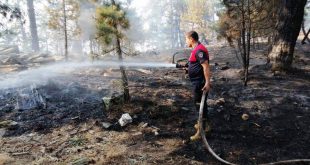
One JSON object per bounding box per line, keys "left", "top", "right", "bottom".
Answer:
{"left": 198, "top": 91, "right": 310, "bottom": 165}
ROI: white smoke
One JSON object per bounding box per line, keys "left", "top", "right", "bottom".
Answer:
{"left": 0, "top": 60, "right": 175, "bottom": 89}
{"left": 78, "top": 2, "right": 97, "bottom": 41}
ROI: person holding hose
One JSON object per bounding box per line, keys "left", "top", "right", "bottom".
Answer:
{"left": 185, "top": 31, "right": 211, "bottom": 141}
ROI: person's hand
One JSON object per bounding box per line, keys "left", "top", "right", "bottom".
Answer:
{"left": 202, "top": 83, "right": 211, "bottom": 92}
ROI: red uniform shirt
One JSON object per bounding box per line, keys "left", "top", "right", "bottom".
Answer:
{"left": 188, "top": 42, "right": 209, "bottom": 81}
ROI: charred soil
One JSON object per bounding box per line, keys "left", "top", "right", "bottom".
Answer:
{"left": 0, "top": 43, "right": 309, "bottom": 165}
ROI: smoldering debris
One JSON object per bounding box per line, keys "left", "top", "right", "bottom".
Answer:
{"left": 15, "top": 85, "right": 46, "bottom": 111}
{"left": 0, "top": 79, "right": 109, "bottom": 136}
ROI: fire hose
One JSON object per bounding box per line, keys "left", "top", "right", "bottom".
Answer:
{"left": 173, "top": 58, "right": 310, "bottom": 164}
{"left": 198, "top": 91, "right": 310, "bottom": 165}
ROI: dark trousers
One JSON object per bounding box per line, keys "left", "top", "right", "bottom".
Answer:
{"left": 191, "top": 79, "right": 208, "bottom": 120}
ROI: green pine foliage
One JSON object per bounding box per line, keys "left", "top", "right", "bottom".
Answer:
{"left": 95, "top": 3, "right": 129, "bottom": 45}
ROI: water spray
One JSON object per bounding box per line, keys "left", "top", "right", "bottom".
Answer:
{"left": 0, "top": 61, "right": 176, "bottom": 89}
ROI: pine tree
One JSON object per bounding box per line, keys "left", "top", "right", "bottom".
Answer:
{"left": 96, "top": 0, "right": 130, "bottom": 102}
{"left": 218, "top": 0, "right": 281, "bottom": 85}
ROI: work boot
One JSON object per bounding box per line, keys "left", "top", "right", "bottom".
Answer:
{"left": 194, "top": 121, "right": 211, "bottom": 133}
{"left": 194, "top": 123, "right": 199, "bottom": 129}
{"left": 190, "top": 124, "right": 201, "bottom": 141}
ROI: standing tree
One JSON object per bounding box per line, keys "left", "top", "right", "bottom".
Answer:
{"left": 219, "top": 0, "right": 255, "bottom": 86}
{"left": 96, "top": 0, "right": 130, "bottom": 102}
{"left": 181, "top": 0, "right": 220, "bottom": 40}
{"left": 27, "top": 0, "right": 40, "bottom": 52}
{"left": 218, "top": 0, "right": 286, "bottom": 85}
{"left": 63, "top": 0, "right": 68, "bottom": 60}
{"left": 269, "top": 0, "right": 307, "bottom": 71}
{"left": 47, "top": 0, "right": 80, "bottom": 60}
{"left": 167, "top": 0, "right": 185, "bottom": 48}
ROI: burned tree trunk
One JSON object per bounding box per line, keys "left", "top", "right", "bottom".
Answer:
{"left": 269, "top": 0, "right": 307, "bottom": 71}
{"left": 244, "top": 0, "right": 251, "bottom": 86}
{"left": 63, "top": 0, "right": 68, "bottom": 61}
{"left": 116, "top": 37, "right": 130, "bottom": 102}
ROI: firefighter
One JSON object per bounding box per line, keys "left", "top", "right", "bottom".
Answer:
{"left": 185, "top": 31, "right": 211, "bottom": 141}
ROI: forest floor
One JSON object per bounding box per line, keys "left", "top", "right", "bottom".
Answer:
{"left": 0, "top": 41, "right": 309, "bottom": 165}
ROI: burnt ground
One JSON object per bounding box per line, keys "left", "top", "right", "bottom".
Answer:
{"left": 0, "top": 42, "right": 309, "bottom": 165}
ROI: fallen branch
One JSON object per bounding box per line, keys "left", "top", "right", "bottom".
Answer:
{"left": 11, "top": 152, "right": 30, "bottom": 156}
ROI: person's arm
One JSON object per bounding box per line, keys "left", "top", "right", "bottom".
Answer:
{"left": 201, "top": 61, "right": 211, "bottom": 92}
{"left": 196, "top": 50, "right": 211, "bottom": 91}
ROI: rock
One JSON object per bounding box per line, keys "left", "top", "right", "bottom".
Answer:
{"left": 102, "top": 92, "right": 124, "bottom": 110}
{"left": 102, "top": 122, "right": 112, "bottom": 129}
{"left": 0, "top": 120, "right": 18, "bottom": 128}
{"left": 15, "top": 85, "right": 46, "bottom": 111}
{"left": 118, "top": 113, "right": 132, "bottom": 127}
{"left": 0, "top": 129, "right": 6, "bottom": 137}
{"left": 102, "top": 97, "right": 111, "bottom": 110}
{"left": 215, "top": 98, "right": 225, "bottom": 105}
{"left": 242, "top": 114, "right": 249, "bottom": 121}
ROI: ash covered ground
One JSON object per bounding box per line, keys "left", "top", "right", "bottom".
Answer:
{"left": 0, "top": 43, "right": 309, "bottom": 165}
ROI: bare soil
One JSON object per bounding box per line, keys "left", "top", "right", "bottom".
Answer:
{"left": 0, "top": 42, "right": 309, "bottom": 165}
